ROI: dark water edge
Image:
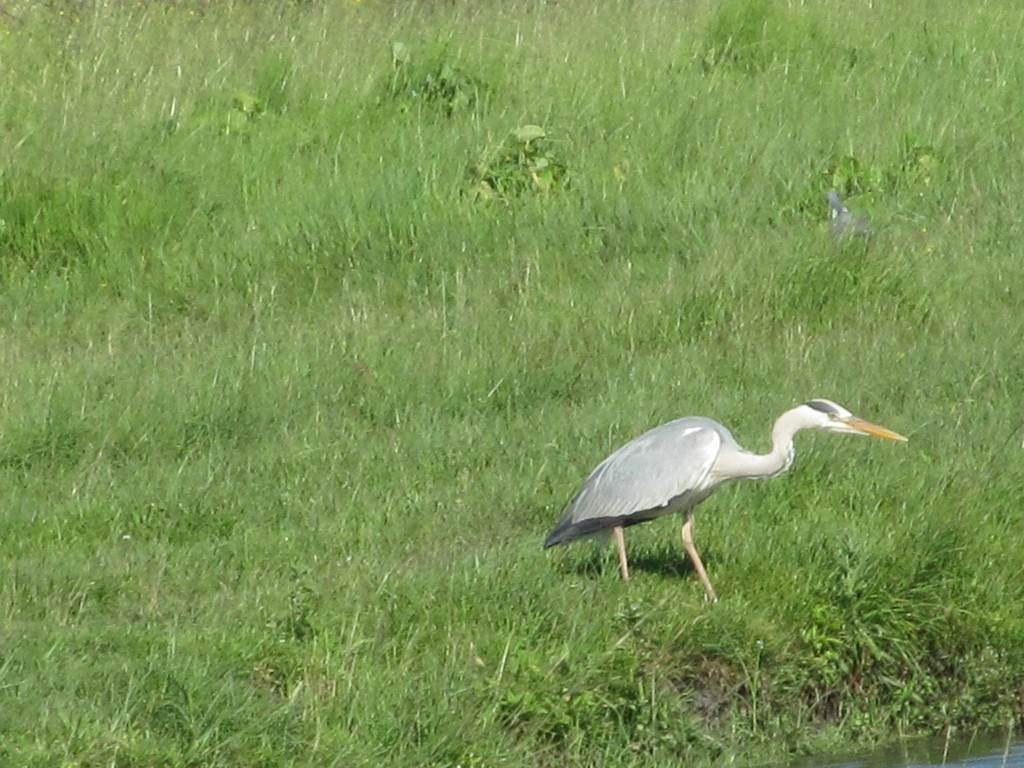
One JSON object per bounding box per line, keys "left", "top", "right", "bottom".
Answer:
{"left": 783, "top": 732, "right": 1024, "bottom": 768}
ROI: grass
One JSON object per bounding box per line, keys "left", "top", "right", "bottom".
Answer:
{"left": 2, "top": 0, "right": 1024, "bottom": 765}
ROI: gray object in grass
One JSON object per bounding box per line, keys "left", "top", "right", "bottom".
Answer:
{"left": 826, "top": 189, "right": 874, "bottom": 236}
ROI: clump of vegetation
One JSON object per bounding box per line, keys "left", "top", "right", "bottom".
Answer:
{"left": 768, "top": 533, "right": 1024, "bottom": 742}
{"left": 384, "top": 40, "right": 487, "bottom": 117}
{"left": 699, "top": 0, "right": 827, "bottom": 74}
{"left": 160, "top": 54, "right": 299, "bottom": 138}
{"left": 466, "top": 125, "right": 569, "bottom": 202}
{"left": 495, "top": 648, "right": 641, "bottom": 745}
{"left": 824, "top": 137, "right": 939, "bottom": 197}
{"left": 774, "top": 136, "right": 941, "bottom": 225}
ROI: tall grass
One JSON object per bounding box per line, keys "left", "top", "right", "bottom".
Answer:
{"left": 2, "top": 0, "right": 1024, "bottom": 765}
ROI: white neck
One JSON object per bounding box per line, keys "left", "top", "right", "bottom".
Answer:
{"left": 713, "top": 407, "right": 807, "bottom": 481}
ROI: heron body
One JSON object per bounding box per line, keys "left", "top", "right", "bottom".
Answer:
{"left": 543, "top": 399, "right": 906, "bottom": 601}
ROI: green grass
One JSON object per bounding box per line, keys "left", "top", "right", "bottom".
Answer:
{"left": 2, "top": 0, "right": 1024, "bottom": 765}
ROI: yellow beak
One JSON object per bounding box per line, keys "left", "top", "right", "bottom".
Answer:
{"left": 844, "top": 417, "right": 908, "bottom": 442}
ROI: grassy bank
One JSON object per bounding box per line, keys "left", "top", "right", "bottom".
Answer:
{"left": 2, "top": 0, "right": 1023, "bottom": 765}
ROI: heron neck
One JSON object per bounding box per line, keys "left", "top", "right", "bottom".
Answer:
{"left": 759, "top": 407, "right": 810, "bottom": 478}
{"left": 732, "top": 440, "right": 795, "bottom": 480}
{"left": 718, "top": 408, "right": 804, "bottom": 481}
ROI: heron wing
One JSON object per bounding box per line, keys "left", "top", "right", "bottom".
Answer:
{"left": 543, "top": 419, "right": 722, "bottom": 547}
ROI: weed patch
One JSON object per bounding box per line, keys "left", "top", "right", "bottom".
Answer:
{"left": 384, "top": 40, "right": 488, "bottom": 117}
{"left": 466, "top": 125, "right": 570, "bottom": 201}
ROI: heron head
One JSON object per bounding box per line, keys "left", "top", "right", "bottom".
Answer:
{"left": 801, "top": 399, "right": 907, "bottom": 441}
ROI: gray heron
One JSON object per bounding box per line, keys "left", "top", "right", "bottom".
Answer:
{"left": 826, "top": 190, "right": 873, "bottom": 235}
{"left": 543, "top": 399, "right": 906, "bottom": 601}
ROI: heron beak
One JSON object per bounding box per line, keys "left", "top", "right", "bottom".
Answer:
{"left": 843, "top": 417, "right": 907, "bottom": 442}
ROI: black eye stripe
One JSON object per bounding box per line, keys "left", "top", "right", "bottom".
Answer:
{"left": 805, "top": 400, "right": 838, "bottom": 416}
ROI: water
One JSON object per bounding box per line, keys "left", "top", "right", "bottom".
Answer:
{"left": 793, "top": 733, "right": 1024, "bottom": 768}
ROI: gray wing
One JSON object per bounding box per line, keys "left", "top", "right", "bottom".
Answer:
{"left": 543, "top": 418, "right": 723, "bottom": 547}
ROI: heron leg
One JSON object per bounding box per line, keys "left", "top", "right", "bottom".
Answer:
{"left": 612, "top": 525, "right": 629, "bottom": 581}
{"left": 681, "top": 516, "right": 717, "bottom": 602}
